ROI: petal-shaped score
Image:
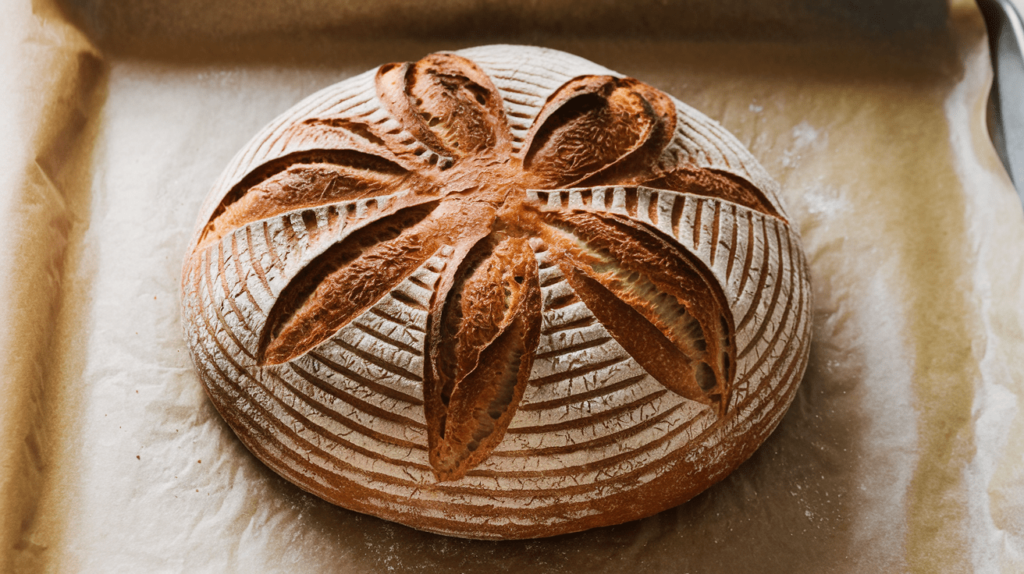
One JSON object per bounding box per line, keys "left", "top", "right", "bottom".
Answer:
{"left": 257, "top": 202, "right": 436, "bottom": 365}
{"left": 427, "top": 237, "right": 541, "bottom": 481}
{"left": 539, "top": 209, "right": 734, "bottom": 413}
{"left": 258, "top": 200, "right": 496, "bottom": 365}
{"left": 199, "top": 150, "right": 415, "bottom": 248}
{"left": 642, "top": 166, "right": 784, "bottom": 220}
{"left": 377, "top": 53, "right": 513, "bottom": 167}
{"left": 521, "top": 76, "right": 675, "bottom": 188}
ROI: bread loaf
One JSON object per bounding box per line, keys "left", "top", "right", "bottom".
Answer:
{"left": 181, "top": 45, "right": 812, "bottom": 540}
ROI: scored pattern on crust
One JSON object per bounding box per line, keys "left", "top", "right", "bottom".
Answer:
{"left": 181, "top": 45, "right": 811, "bottom": 540}
{"left": 658, "top": 97, "right": 786, "bottom": 216}
{"left": 455, "top": 46, "right": 618, "bottom": 153}
{"left": 523, "top": 186, "right": 804, "bottom": 411}
{"left": 182, "top": 190, "right": 418, "bottom": 364}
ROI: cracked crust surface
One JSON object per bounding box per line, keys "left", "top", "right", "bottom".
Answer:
{"left": 181, "top": 45, "right": 811, "bottom": 540}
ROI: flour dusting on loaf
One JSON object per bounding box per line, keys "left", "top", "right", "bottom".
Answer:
{"left": 181, "top": 45, "right": 811, "bottom": 540}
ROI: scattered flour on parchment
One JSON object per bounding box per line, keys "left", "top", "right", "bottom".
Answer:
{"left": 782, "top": 121, "right": 827, "bottom": 168}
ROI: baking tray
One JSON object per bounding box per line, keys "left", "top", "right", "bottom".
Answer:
{"left": 979, "top": 0, "right": 1024, "bottom": 196}
{"left": 3, "top": 0, "right": 1024, "bottom": 572}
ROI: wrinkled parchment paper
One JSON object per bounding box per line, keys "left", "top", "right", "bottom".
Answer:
{"left": 3, "top": 0, "right": 1024, "bottom": 571}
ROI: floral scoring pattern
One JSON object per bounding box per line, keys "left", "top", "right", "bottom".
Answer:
{"left": 182, "top": 46, "right": 810, "bottom": 538}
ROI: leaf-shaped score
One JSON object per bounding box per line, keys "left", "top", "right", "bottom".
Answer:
{"left": 256, "top": 202, "right": 436, "bottom": 365}
{"left": 558, "top": 266, "right": 712, "bottom": 405}
{"left": 377, "top": 53, "right": 513, "bottom": 164}
{"left": 199, "top": 149, "right": 414, "bottom": 248}
{"left": 642, "top": 166, "right": 784, "bottom": 221}
{"left": 521, "top": 76, "right": 674, "bottom": 189}
{"left": 539, "top": 209, "right": 735, "bottom": 413}
{"left": 426, "top": 237, "right": 541, "bottom": 481}
{"left": 257, "top": 199, "right": 502, "bottom": 366}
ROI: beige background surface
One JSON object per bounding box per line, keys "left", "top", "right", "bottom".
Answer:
{"left": 2, "top": 0, "right": 1023, "bottom": 572}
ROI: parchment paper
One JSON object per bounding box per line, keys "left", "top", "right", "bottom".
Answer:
{"left": 3, "top": 0, "right": 1024, "bottom": 572}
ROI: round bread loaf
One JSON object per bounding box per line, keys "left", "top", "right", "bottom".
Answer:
{"left": 181, "top": 45, "right": 812, "bottom": 540}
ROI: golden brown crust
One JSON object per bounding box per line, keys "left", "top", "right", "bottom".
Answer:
{"left": 180, "top": 45, "right": 811, "bottom": 540}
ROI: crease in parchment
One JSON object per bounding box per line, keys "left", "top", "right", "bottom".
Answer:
{"left": 0, "top": 1, "right": 106, "bottom": 573}
{"left": 945, "top": 6, "right": 1024, "bottom": 572}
